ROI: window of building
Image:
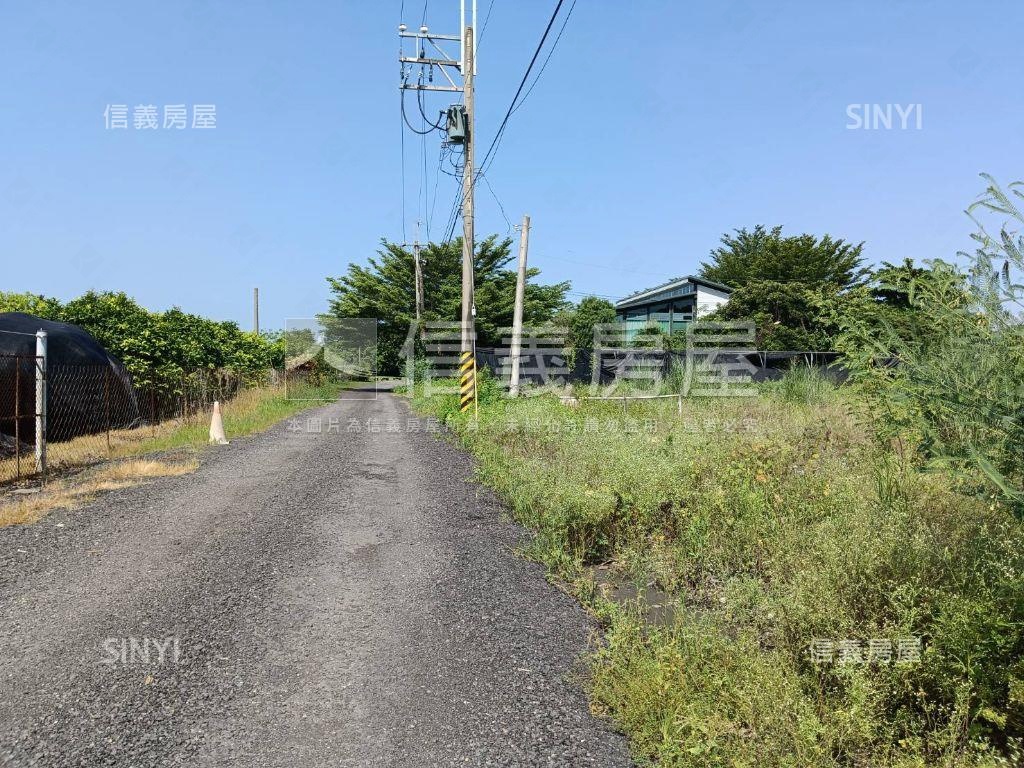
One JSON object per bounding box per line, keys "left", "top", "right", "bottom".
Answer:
{"left": 650, "top": 302, "right": 671, "bottom": 333}
{"left": 671, "top": 299, "right": 694, "bottom": 334}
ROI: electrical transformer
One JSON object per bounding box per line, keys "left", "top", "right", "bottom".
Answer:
{"left": 446, "top": 105, "right": 467, "bottom": 144}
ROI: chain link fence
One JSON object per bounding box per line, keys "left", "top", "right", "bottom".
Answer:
{"left": 1, "top": 362, "right": 262, "bottom": 486}
{"left": 0, "top": 355, "right": 38, "bottom": 482}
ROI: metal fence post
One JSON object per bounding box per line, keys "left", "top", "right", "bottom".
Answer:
{"left": 14, "top": 358, "right": 21, "bottom": 479}
{"left": 35, "top": 331, "right": 47, "bottom": 477}
{"left": 104, "top": 366, "right": 111, "bottom": 453}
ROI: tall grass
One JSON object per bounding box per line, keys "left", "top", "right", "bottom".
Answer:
{"left": 766, "top": 363, "right": 835, "bottom": 405}
{"left": 412, "top": 386, "right": 1024, "bottom": 766}
{"left": 837, "top": 177, "right": 1024, "bottom": 514}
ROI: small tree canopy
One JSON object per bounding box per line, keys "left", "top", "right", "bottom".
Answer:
{"left": 0, "top": 290, "right": 282, "bottom": 389}
{"left": 567, "top": 296, "right": 617, "bottom": 351}
{"left": 700, "top": 225, "right": 868, "bottom": 290}
{"left": 324, "top": 235, "right": 570, "bottom": 374}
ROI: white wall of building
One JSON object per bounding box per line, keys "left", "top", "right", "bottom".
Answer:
{"left": 695, "top": 285, "right": 730, "bottom": 317}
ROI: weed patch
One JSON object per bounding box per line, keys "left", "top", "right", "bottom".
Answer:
{"left": 410, "top": 384, "right": 1024, "bottom": 766}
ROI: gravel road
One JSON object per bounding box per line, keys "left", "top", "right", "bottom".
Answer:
{"left": 0, "top": 393, "right": 632, "bottom": 767}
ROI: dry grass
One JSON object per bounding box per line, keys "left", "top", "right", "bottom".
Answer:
{"left": 0, "top": 382, "right": 337, "bottom": 484}
{"left": 0, "top": 381, "right": 341, "bottom": 526}
{"left": 0, "top": 456, "right": 198, "bottom": 527}
{"left": 0, "top": 413, "right": 197, "bottom": 485}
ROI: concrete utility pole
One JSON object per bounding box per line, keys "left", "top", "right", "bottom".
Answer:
{"left": 413, "top": 246, "right": 423, "bottom": 330}
{"left": 253, "top": 287, "right": 260, "bottom": 335}
{"left": 413, "top": 222, "right": 425, "bottom": 339}
{"left": 460, "top": 25, "right": 475, "bottom": 357}
{"left": 397, "top": 3, "right": 477, "bottom": 411}
{"left": 401, "top": 222, "right": 427, "bottom": 341}
{"left": 509, "top": 214, "right": 530, "bottom": 397}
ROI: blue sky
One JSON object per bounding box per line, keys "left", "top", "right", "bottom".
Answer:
{"left": 1, "top": 0, "right": 1022, "bottom": 328}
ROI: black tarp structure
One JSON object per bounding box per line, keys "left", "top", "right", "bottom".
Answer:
{"left": 0, "top": 312, "right": 139, "bottom": 444}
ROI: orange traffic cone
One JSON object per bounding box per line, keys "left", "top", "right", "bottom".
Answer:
{"left": 209, "top": 400, "right": 229, "bottom": 445}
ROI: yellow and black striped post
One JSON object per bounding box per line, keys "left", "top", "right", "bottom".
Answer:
{"left": 459, "top": 350, "right": 476, "bottom": 413}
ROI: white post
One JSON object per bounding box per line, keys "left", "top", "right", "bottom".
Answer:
{"left": 35, "top": 330, "right": 47, "bottom": 475}
{"left": 509, "top": 214, "right": 530, "bottom": 397}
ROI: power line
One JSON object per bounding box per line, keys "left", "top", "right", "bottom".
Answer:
{"left": 476, "top": 0, "right": 497, "bottom": 48}
{"left": 427, "top": 142, "right": 445, "bottom": 241}
{"left": 509, "top": 0, "right": 576, "bottom": 118}
{"left": 416, "top": 88, "right": 446, "bottom": 130}
{"left": 418, "top": 110, "right": 426, "bottom": 232}
{"left": 401, "top": 90, "right": 441, "bottom": 135}
{"left": 481, "top": 173, "right": 512, "bottom": 233}
{"left": 400, "top": 94, "right": 407, "bottom": 243}
{"left": 565, "top": 290, "right": 626, "bottom": 301}
{"left": 476, "top": 0, "right": 567, "bottom": 177}
{"left": 441, "top": 0, "right": 572, "bottom": 243}
{"left": 398, "top": 3, "right": 464, "bottom": 246}
{"left": 536, "top": 254, "right": 672, "bottom": 279}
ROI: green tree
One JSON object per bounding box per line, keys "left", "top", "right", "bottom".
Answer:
{"left": 0, "top": 292, "right": 64, "bottom": 319}
{"left": 834, "top": 258, "right": 953, "bottom": 346}
{"left": 4, "top": 290, "right": 281, "bottom": 390}
{"left": 700, "top": 225, "right": 868, "bottom": 350}
{"left": 712, "top": 280, "right": 838, "bottom": 350}
{"left": 566, "top": 296, "right": 617, "bottom": 351}
{"left": 869, "top": 258, "right": 928, "bottom": 309}
{"left": 700, "top": 225, "right": 867, "bottom": 289}
{"left": 324, "top": 235, "right": 570, "bottom": 374}
{"left": 61, "top": 291, "right": 176, "bottom": 388}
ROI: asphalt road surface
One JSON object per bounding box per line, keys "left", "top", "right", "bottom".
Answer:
{"left": 0, "top": 393, "right": 632, "bottom": 767}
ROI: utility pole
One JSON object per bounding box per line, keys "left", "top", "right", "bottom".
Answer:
{"left": 413, "top": 242, "right": 424, "bottom": 339}
{"left": 253, "top": 287, "right": 260, "bottom": 335}
{"left": 397, "top": 3, "right": 477, "bottom": 412}
{"left": 403, "top": 221, "right": 426, "bottom": 340}
{"left": 460, "top": 25, "right": 475, "bottom": 359}
{"left": 509, "top": 214, "right": 530, "bottom": 397}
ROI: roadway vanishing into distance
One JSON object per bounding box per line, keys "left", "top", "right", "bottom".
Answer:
{"left": 0, "top": 392, "right": 631, "bottom": 767}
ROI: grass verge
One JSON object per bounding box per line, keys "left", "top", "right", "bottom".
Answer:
{"left": 410, "top": 374, "right": 1024, "bottom": 767}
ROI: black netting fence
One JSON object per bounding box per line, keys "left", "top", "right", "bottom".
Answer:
{"left": 473, "top": 348, "right": 848, "bottom": 387}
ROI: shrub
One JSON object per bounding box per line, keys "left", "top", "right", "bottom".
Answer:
{"left": 836, "top": 177, "right": 1024, "bottom": 513}
{"left": 0, "top": 290, "right": 283, "bottom": 393}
